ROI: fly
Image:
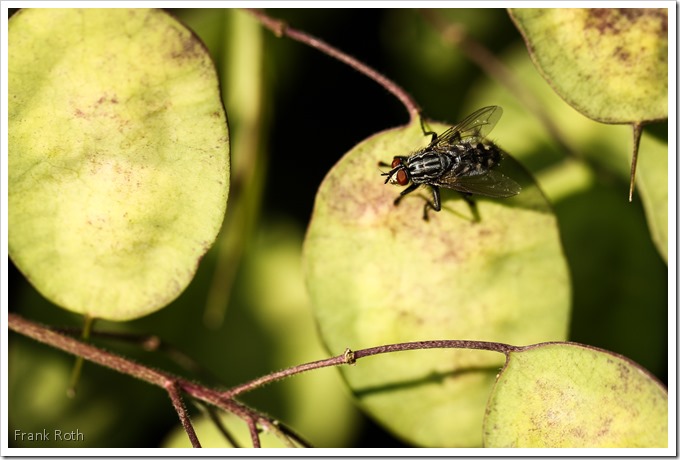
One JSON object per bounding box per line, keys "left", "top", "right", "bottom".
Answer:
{"left": 380, "top": 106, "right": 521, "bottom": 220}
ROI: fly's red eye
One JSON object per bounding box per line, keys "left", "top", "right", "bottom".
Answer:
{"left": 391, "top": 158, "right": 402, "bottom": 168}
{"left": 396, "top": 169, "right": 409, "bottom": 186}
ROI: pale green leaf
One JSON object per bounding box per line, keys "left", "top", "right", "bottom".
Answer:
{"left": 633, "top": 131, "right": 668, "bottom": 262}
{"left": 303, "top": 121, "right": 570, "bottom": 446}
{"left": 484, "top": 342, "right": 668, "bottom": 447}
{"left": 509, "top": 8, "right": 668, "bottom": 123}
{"left": 9, "top": 9, "right": 230, "bottom": 320}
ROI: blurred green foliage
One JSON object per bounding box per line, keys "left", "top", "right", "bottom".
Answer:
{"left": 8, "top": 8, "right": 667, "bottom": 448}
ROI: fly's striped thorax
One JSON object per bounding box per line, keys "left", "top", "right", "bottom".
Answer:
{"left": 406, "top": 151, "right": 453, "bottom": 184}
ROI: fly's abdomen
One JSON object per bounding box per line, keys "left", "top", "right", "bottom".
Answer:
{"left": 407, "top": 152, "right": 452, "bottom": 183}
{"left": 451, "top": 143, "right": 502, "bottom": 177}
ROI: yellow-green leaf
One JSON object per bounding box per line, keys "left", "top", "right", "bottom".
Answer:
{"left": 509, "top": 8, "right": 668, "bottom": 123}
{"left": 9, "top": 9, "right": 230, "bottom": 321}
{"left": 484, "top": 342, "right": 668, "bottom": 447}
{"left": 303, "top": 121, "right": 570, "bottom": 446}
{"left": 635, "top": 130, "right": 668, "bottom": 261}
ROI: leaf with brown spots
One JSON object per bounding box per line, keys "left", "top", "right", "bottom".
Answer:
{"left": 508, "top": 8, "right": 668, "bottom": 201}
{"left": 484, "top": 342, "right": 668, "bottom": 447}
{"left": 8, "top": 9, "right": 230, "bottom": 320}
{"left": 509, "top": 8, "right": 667, "bottom": 123}
{"left": 302, "top": 121, "right": 570, "bottom": 446}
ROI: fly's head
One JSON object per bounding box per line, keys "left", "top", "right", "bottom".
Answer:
{"left": 382, "top": 157, "right": 411, "bottom": 187}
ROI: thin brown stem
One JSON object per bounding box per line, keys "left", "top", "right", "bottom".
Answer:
{"left": 55, "top": 326, "right": 223, "bottom": 384}
{"left": 247, "top": 418, "right": 261, "bottom": 448}
{"left": 54, "top": 327, "right": 163, "bottom": 350}
{"left": 10, "top": 313, "right": 172, "bottom": 387}
{"left": 223, "top": 354, "right": 348, "bottom": 398}
{"left": 354, "top": 339, "right": 517, "bottom": 358}
{"left": 245, "top": 8, "right": 420, "bottom": 122}
{"left": 226, "top": 340, "right": 516, "bottom": 398}
{"left": 166, "top": 381, "right": 201, "bottom": 448}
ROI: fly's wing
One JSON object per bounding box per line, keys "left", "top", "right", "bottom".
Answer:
{"left": 434, "top": 169, "right": 521, "bottom": 198}
{"left": 432, "top": 106, "right": 503, "bottom": 147}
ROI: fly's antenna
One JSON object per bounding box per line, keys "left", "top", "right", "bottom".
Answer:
{"left": 378, "top": 160, "right": 394, "bottom": 179}
{"left": 381, "top": 167, "right": 399, "bottom": 184}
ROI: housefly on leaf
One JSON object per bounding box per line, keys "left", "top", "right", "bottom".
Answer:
{"left": 380, "top": 106, "right": 521, "bottom": 220}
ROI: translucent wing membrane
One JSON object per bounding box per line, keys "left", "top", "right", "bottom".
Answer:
{"left": 434, "top": 170, "right": 521, "bottom": 198}
{"left": 432, "top": 106, "right": 502, "bottom": 147}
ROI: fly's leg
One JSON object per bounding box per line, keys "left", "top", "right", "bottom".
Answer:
{"left": 391, "top": 182, "right": 439, "bottom": 222}
{"left": 460, "top": 192, "right": 474, "bottom": 206}
{"left": 423, "top": 185, "right": 441, "bottom": 221}
{"left": 460, "top": 192, "right": 480, "bottom": 223}
{"left": 394, "top": 183, "right": 420, "bottom": 206}
{"left": 419, "top": 116, "right": 437, "bottom": 144}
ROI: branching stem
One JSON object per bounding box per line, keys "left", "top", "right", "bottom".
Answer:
{"left": 8, "top": 313, "right": 299, "bottom": 448}
{"left": 9, "top": 313, "right": 515, "bottom": 447}
{"left": 166, "top": 381, "right": 201, "bottom": 448}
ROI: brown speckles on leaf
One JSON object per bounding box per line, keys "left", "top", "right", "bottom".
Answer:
{"left": 618, "top": 9, "right": 645, "bottom": 21}
{"left": 656, "top": 10, "right": 668, "bottom": 33}
{"left": 613, "top": 46, "right": 630, "bottom": 61}
{"left": 96, "top": 93, "right": 118, "bottom": 106}
{"left": 396, "top": 308, "right": 425, "bottom": 327}
{"left": 597, "top": 416, "right": 613, "bottom": 438}
{"left": 586, "top": 8, "right": 668, "bottom": 36}
{"left": 586, "top": 9, "right": 621, "bottom": 34}
{"left": 166, "top": 25, "right": 205, "bottom": 64}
